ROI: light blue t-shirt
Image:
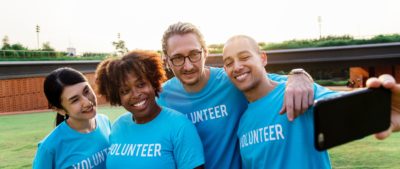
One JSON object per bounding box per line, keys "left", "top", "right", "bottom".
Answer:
{"left": 237, "top": 82, "right": 338, "bottom": 169}
{"left": 33, "top": 114, "right": 111, "bottom": 169}
{"left": 106, "top": 106, "right": 204, "bottom": 169}
{"left": 158, "top": 67, "right": 286, "bottom": 169}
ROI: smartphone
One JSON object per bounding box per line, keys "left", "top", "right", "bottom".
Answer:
{"left": 313, "top": 87, "right": 391, "bottom": 151}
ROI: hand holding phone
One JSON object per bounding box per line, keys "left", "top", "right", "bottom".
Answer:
{"left": 314, "top": 87, "right": 391, "bottom": 151}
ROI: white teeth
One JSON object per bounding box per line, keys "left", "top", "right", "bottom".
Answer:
{"left": 134, "top": 100, "right": 146, "bottom": 107}
{"left": 235, "top": 73, "right": 248, "bottom": 81}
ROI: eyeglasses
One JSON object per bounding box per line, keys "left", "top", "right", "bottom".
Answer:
{"left": 168, "top": 49, "right": 203, "bottom": 66}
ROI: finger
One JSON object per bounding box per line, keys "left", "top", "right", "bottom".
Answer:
{"left": 366, "top": 77, "right": 380, "bottom": 88}
{"left": 294, "top": 88, "right": 302, "bottom": 118}
{"left": 374, "top": 125, "right": 393, "bottom": 140}
{"left": 285, "top": 88, "right": 294, "bottom": 121}
{"left": 379, "top": 74, "right": 396, "bottom": 89}
{"left": 301, "top": 89, "right": 308, "bottom": 114}
{"left": 279, "top": 98, "right": 286, "bottom": 115}
{"left": 391, "top": 83, "right": 400, "bottom": 95}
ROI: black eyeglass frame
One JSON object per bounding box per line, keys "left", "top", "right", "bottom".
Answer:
{"left": 167, "top": 48, "right": 203, "bottom": 66}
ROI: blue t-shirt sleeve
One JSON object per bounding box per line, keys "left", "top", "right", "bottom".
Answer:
{"left": 314, "top": 83, "right": 340, "bottom": 99}
{"left": 32, "top": 143, "right": 54, "bottom": 169}
{"left": 268, "top": 73, "right": 288, "bottom": 82}
{"left": 173, "top": 120, "right": 205, "bottom": 169}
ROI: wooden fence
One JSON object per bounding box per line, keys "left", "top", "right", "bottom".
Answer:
{"left": 0, "top": 73, "right": 107, "bottom": 113}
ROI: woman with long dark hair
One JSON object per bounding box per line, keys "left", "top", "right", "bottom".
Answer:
{"left": 33, "top": 67, "right": 111, "bottom": 169}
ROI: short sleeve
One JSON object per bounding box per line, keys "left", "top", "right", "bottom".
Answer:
{"left": 268, "top": 73, "right": 288, "bottom": 82}
{"left": 32, "top": 143, "right": 54, "bottom": 169}
{"left": 172, "top": 120, "right": 205, "bottom": 169}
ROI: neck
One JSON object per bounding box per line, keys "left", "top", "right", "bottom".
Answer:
{"left": 183, "top": 67, "right": 210, "bottom": 93}
{"left": 66, "top": 117, "right": 96, "bottom": 133}
{"left": 244, "top": 74, "right": 277, "bottom": 102}
{"left": 133, "top": 104, "right": 162, "bottom": 124}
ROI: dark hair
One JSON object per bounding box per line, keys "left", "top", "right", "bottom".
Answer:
{"left": 96, "top": 50, "right": 167, "bottom": 106}
{"left": 43, "top": 67, "right": 88, "bottom": 126}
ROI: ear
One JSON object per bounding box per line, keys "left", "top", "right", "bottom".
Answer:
{"left": 54, "top": 107, "right": 67, "bottom": 117}
{"left": 162, "top": 55, "right": 170, "bottom": 70}
{"left": 203, "top": 48, "right": 208, "bottom": 59}
{"left": 261, "top": 52, "right": 268, "bottom": 66}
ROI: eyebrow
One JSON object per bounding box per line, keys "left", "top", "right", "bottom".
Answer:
{"left": 67, "top": 85, "right": 89, "bottom": 102}
{"left": 171, "top": 49, "right": 201, "bottom": 57}
{"left": 67, "top": 95, "right": 79, "bottom": 103}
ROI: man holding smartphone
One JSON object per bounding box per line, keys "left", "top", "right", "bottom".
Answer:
{"left": 222, "top": 34, "right": 400, "bottom": 169}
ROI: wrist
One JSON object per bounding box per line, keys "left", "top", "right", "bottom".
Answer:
{"left": 289, "top": 68, "right": 314, "bottom": 82}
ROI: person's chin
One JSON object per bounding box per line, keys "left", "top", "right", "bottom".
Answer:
{"left": 182, "top": 78, "right": 199, "bottom": 86}
{"left": 234, "top": 81, "right": 251, "bottom": 92}
{"left": 82, "top": 107, "right": 96, "bottom": 117}
{"left": 180, "top": 74, "right": 198, "bottom": 85}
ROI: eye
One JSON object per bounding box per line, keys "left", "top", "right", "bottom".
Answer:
{"left": 137, "top": 82, "right": 146, "bottom": 88}
{"left": 84, "top": 88, "right": 90, "bottom": 95}
{"left": 71, "top": 98, "right": 79, "bottom": 103}
{"left": 171, "top": 55, "right": 184, "bottom": 61}
{"left": 224, "top": 59, "right": 233, "bottom": 67}
{"left": 191, "top": 51, "right": 201, "bottom": 56}
{"left": 119, "top": 88, "right": 130, "bottom": 95}
{"left": 239, "top": 55, "right": 250, "bottom": 60}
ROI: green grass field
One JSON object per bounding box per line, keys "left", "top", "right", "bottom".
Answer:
{"left": 0, "top": 106, "right": 126, "bottom": 169}
{"left": 0, "top": 106, "right": 399, "bottom": 168}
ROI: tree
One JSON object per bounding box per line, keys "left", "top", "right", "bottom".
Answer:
{"left": 11, "top": 43, "right": 27, "bottom": 50}
{"left": 112, "top": 33, "right": 128, "bottom": 56}
{"left": 1, "top": 36, "right": 11, "bottom": 50}
{"left": 41, "top": 42, "right": 55, "bottom": 51}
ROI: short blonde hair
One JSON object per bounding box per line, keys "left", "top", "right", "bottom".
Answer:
{"left": 161, "top": 22, "right": 207, "bottom": 56}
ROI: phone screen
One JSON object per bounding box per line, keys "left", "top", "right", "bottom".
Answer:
{"left": 314, "top": 87, "right": 391, "bottom": 151}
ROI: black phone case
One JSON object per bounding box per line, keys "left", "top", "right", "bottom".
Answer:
{"left": 314, "top": 87, "right": 391, "bottom": 151}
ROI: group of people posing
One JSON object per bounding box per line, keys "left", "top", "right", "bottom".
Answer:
{"left": 33, "top": 22, "right": 400, "bottom": 169}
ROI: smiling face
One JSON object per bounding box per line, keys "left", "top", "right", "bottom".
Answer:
{"left": 223, "top": 36, "right": 267, "bottom": 93}
{"left": 119, "top": 73, "right": 160, "bottom": 124}
{"left": 166, "top": 33, "right": 208, "bottom": 91}
{"left": 59, "top": 82, "right": 97, "bottom": 122}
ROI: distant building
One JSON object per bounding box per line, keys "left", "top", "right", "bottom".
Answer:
{"left": 67, "top": 47, "right": 76, "bottom": 56}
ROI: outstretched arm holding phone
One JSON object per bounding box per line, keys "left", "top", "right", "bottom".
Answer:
{"left": 366, "top": 74, "right": 400, "bottom": 140}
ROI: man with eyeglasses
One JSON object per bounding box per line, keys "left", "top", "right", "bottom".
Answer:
{"left": 157, "top": 22, "right": 315, "bottom": 169}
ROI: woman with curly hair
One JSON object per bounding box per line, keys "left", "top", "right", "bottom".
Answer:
{"left": 95, "top": 50, "right": 204, "bottom": 169}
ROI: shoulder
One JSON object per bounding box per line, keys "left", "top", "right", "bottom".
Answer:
{"left": 112, "top": 112, "right": 131, "bottom": 126}
{"left": 268, "top": 73, "right": 287, "bottom": 82}
{"left": 313, "top": 83, "right": 339, "bottom": 99}
{"left": 161, "top": 107, "right": 185, "bottom": 119}
{"left": 96, "top": 114, "right": 110, "bottom": 123}
{"left": 210, "top": 67, "right": 229, "bottom": 80}
{"left": 162, "top": 77, "right": 180, "bottom": 91}
{"left": 160, "top": 107, "right": 191, "bottom": 126}
{"left": 37, "top": 123, "right": 66, "bottom": 151}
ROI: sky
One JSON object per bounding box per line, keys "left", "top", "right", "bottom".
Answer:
{"left": 1, "top": 0, "right": 399, "bottom": 53}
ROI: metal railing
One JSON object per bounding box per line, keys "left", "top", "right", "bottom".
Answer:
{"left": 0, "top": 50, "right": 110, "bottom": 59}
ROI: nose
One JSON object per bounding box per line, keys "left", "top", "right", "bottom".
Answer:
{"left": 182, "top": 57, "right": 194, "bottom": 70}
{"left": 233, "top": 60, "right": 243, "bottom": 73}
{"left": 130, "top": 88, "right": 142, "bottom": 99}
{"left": 82, "top": 96, "right": 93, "bottom": 108}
